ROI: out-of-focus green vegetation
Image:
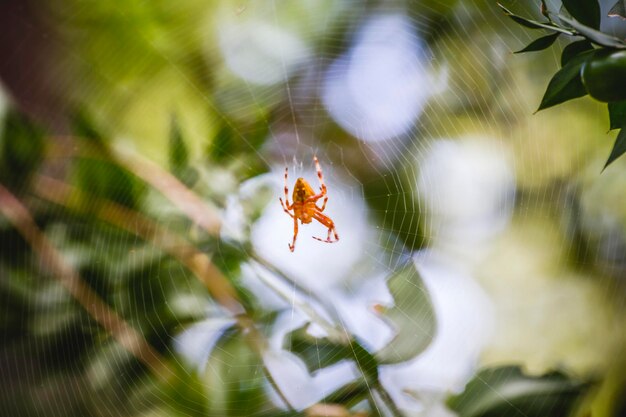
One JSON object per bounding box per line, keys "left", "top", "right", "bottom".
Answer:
{"left": 1, "top": 0, "right": 626, "bottom": 416}
{"left": 498, "top": 0, "right": 626, "bottom": 167}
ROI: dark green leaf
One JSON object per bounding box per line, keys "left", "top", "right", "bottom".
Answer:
{"left": 447, "top": 366, "right": 593, "bottom": 417}
{"left": 209, "top": 124, "right": 235, "bottom": 161}
{"left": 285, "top": 324, "right": 379, "bottom": 383}
{"left": 350, "top": 340, "right": 378, "bottom": 383}
{"left": 497, "top": 3, "right": 571, "bottom": 33}
{"left": 167, "top": 115, "right": 198, "bottom": 185}
{"left": 537, "top": 50, "right": 597, "bottom": 111}
{"left": 609, "top": 101, "right": 626, "bottom": 130}
{"left": 374, "top": 262, "right": 435, "bottom": 364}
{"left": 71, "top": 110, "right": 148, "bottom": 208}
{"left": 0, "top": 110, "right": 45, "bottom": 191}
{"left": 133, "top": 361, "right": 209, "bottom": 417}
{"left": 284, "top": 324, "right": 348, "bottom": 371}
{"left": 604, "top": 128, "right": 626, "bottom": 169}
{"left": 203, "top": 330, "right": 272, "bottom": 416}
{"left": 558, "top": 14, "right": 626, "bottom": 49}
{"left": 515, "top": 32, "right": 560, "bottom": 53}
{"left": 208, "top": 120, "right": 269, "bottom": 163}
{"left": 320, "top": 380, "right": 371, "bottom": 407}
{"left": 71, "top": 110, "right": 105, "bottom": 145}
{"left": 562, "top": 0, "right": 600, "bottom": 29}
{"left": 72, "top": 158, "right": 146, "bottom": 209}
{"left": 561, "top": 40, "right": 594, "bottom": 66}
{"left": 608, "top": 0, "right": 626, "bottom": 19}
{"left": 168, "top": 114, "right": 189, "bottom": 173}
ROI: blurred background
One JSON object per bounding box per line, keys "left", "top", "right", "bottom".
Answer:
{"left": 1, "top": 0, "right": 626, "bottom": 416}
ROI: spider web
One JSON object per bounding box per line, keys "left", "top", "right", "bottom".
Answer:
{"left": 3, "top": 0, "right": 626, "bottom": 416}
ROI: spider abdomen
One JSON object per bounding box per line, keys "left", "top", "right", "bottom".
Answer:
{"left": 294, "top": 204, "right": 314, "bottom": 223}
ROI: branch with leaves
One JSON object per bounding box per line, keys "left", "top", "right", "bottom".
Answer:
{"left": 499, "top": 0, "right": 626, "bottom": 168}
{"left": 0, "top": 102, "right": 442, "bottom": 415}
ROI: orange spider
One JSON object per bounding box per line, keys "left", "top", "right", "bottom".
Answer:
{"left": 279, "top": 156, "right": 339, "bottom": 252}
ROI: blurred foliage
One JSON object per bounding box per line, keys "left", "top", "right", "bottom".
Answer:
{"left": 448, "top": 366, "right": 593, "bottom": 417}
{"left": 0, "top": 110, "right": 45, "bottom": 192}
{"left": 373, "top": 262, "right": 435, "bottom": 364}
{"left": 1, "top": 0, "right": 625, "bottom": 416}
{"left": 0, "top": 94, "right": 439, "bottom": 415}
{"left": 500, "top": 0, "right": 626, "bottom": 167}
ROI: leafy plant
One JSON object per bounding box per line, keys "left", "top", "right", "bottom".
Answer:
{"left": 448, "top": 366, "right": 593, "bottom": 417}
{"left": 499, "top": 0, "right": 626, "bottom": 168}
{"left": 0, "top": 98, "right": 438, "bottom": 416}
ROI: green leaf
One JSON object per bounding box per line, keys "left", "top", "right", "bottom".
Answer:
{"left": 374, "top": 262, "right": 435, "bottom": 364}
{"left": 609, "top": 101, "right": 626, "bottom": 130}
{"left": 320, "top": 380, "right": 371, "bottom": 407}
{"left": 537, "top": 49, "right": 597, "bottom": 111}
{"left": 604, "top": 128, "right": 626, "bottom": 169}
{"left": 561, "top": 40, "right": 594, "bottom": 66}
{"left": 132, "top": 361, "right": 209, "bottom": 417}
{"left": 497, "top": 3, "right": 572, "bottom": 34}
{"left": 608, "top": 0, "right": 626, "bottom": 19}
{"left": 208, "top": 120, "right": 269, "bottom": 163}
{"left": 558, "top": 14, "right": 626, "bottom": 49}
{"left": 208, "top": 124, "right": 235, "bottom": 162}
{"left": 0, "top": 110, "right": 45, "bottom": 191}
{"left": 285, "top": 324, "right": 379, "bottom": 383}
{"left": 72, "top": 158, "right": 146, "bottom": 209}
{"left": 562, "top": 0, "right": 601, "bottom": 29}
{"left": 167, "top": 114, "right": 197, "bottom": 185}
{"left": 515, "top": 32, "right": 560, "bottom": 53}
{"left": 71, "top": 110, "right": 105, "bottom": 145}
{"left": 70, "top": 110, "right": 147, "bottom": 208}
{"left": 204, "top": 330, "right": 278, "bottom": 416}
{"left": 447, "top": 366, "right": 593, "bottom": 417}
{"left": 168, "top": 114, "right": 189, "bottom": 173}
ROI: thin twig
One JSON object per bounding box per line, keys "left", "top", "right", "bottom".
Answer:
{"left": 372, "top": 382, "right": 403, "bottom": 417}
{"left": 113, "top": 146, "right": 222, "bottom": 235}
{"left": 34, "top": 175, "right": 245, "bottom": 316}
{"left": 47, "top": 138, "right": 222, "bottom": 236}
{"left": 0, "top": 183, "right": 174, "bottom": 381}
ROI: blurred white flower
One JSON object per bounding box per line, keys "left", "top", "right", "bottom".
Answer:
{"left": 417, "top": 138, "right": 515, "bottom": 247}
{"left": 263, "top": 348, "right": 360, "bottom": 411}
{"left": 174, "top": 316, "right": 236, "bottom": 371}
{"left": 221, "top": 194, "right": 247, "bottom": 243}
{"left": 333, "top": 275, "right": 395, "bottom": 352}
{"left": 216, "top": 15, "right": 311, "bottom": 85}
{"left": 322, "top": 13, "right": 445, "bottom": 143}
{"left": 379, "top": 250, "right": 495, "bottom": 416}
{"left": 251, "top": 164, "right": 369, "bottom": 292}
{"left": 221, "top": 173, "right": 275, "bottom": 244}
{"left": 261, "top": 309, "right": 362, "bottom": 411}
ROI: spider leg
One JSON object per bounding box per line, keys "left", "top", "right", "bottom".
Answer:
{"left": 280, "top": 166, "right": 294, "bottom": 217}
{"left": 283, "top": 166, "right": 291, "bottom": 206}
{"left": 279, "top": 198, "right": 294, "bottom": 218}
{"left": 314, "top": 155, "right": 326, "bottom": 192}
{"left": 312, "top": 211, "right": 339, "bottom": 243}
{"left": 317, "top": 195, "right": 328, "bottom": 212}
{"left": 305, "top": 156, "right": 328, "bottom": 204}
{"left": 289, "top": 216, "right": 299, "bottom": 252}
